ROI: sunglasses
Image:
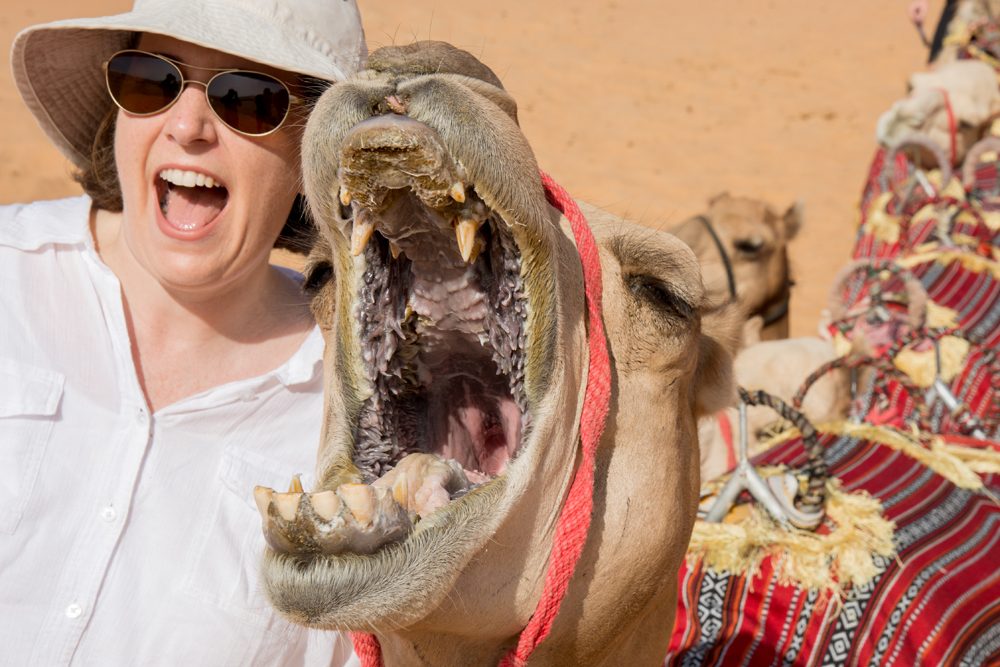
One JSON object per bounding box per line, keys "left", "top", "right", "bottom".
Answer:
{"left": 103, "top": 49, "right": 300, "bottom": 137}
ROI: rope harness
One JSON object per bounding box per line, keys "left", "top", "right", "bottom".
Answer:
{"left": 695, "top": 214, "right": 792, "bottom": 328}
{"left": 352, "top": 173, "right": 612, "bottom": 667}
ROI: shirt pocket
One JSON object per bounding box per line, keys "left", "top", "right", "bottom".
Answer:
{"left": 0, "top": 358, "right": 64, "bottom": 534}
{"left": 180, "top": 443, "right": 315, "bottom": 634}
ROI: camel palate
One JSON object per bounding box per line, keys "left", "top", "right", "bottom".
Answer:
{"left": 254, "top": 41, "right": 735, "bottom": 666}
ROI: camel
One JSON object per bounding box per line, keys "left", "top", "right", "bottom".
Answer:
{"left": 876, "top": 58, "right": 1000, "bottom": 168}
{"left": 251, "top": 41, "right": 735, "bottom": 666}
{"left": 670, "top": 192, "right": 802, "bottom": 341}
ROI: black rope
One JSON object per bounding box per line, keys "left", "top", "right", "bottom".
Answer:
{"left": 696, "top": 215, "right": 738, "bottom": 302}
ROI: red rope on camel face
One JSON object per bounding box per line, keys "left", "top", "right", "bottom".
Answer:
{"left": 351, "top": 172, "right": 612, "bottom": 666}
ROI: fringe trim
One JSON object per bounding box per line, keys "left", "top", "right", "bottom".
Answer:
{"left": 689, "top": 475, "right": 895, "bottom": 597}
{"left": 758, "top": 421, "right": 989, "bottom": 490}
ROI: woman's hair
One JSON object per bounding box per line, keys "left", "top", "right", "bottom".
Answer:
{"left": 74, "top": 40, "right": 323, "bottom": 253}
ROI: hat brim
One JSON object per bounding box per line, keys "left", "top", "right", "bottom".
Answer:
{"left": 11, "top": 3, "right": 366, "bottom": 168}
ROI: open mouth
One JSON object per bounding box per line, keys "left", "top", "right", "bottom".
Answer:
{"left": 255, "top": 114, "right": 531, "bottom": 557}
{"left": 156, "top": 168, "right": 229, "bottom": 232}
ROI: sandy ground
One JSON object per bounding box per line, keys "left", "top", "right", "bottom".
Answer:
{"left": 0, "top": 1, "right": 941, "bottom": 336}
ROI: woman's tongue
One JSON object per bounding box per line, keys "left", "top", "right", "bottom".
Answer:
{"left": 162, "top": 184, "right": 227, "bottom": 230}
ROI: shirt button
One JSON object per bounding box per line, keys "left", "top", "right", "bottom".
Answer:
{"left": 101, "top": 506, "right": 117, "bottom": 522}
{"left": 65, "top": 603, "right": 83, "bottom": 619}
{"left": 136, "top": 408, "right": 146, "bottom": 422}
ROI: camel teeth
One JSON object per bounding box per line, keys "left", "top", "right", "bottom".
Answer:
{"left": 274, "top": 492, "right": 302, "bottom": 521}
{"left": 449, "top": 181, "right": 466, "bottom": 203}
{"left": 390, "top": 242, "right": 402, "bottom": 259}
{"left": 351, "top": 218, "right": 376, "bottom": 256}
{"left": 337, "top": 483, "right": 376, "bottom": 527}
{"left": 455, "top": 219, "right": 482, "bottom": 263}
{"left": 309, "top": 490, "right": 342, "bottom": 521}
{"left": 253, "top": 486, "right": 274, "bottom": 518}
{"left": 288, "top": 475, "right": 303, "bottom": 494}
{"left": 467, "top": 238, "right": 485, "bottom": 264}
{"left": 339, "top": 186, "right": 352, "bottom": 206}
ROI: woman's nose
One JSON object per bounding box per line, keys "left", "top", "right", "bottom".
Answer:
{"left": 163, "top": 84, "right": 219, "bottom": 146}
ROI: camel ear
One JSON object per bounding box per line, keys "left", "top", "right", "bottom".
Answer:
{"left": 693, "top": 302, "right": 741, "bottom": 416}
{"left": 782, "top": 200, "right": 804, "bottom": 240}
{"left": 693, "top": 333, "right": 736, "bottom": 417}
{"left": 707, "top": 190, "right": 731, "bottom": 206}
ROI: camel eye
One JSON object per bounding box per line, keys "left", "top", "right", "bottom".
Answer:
{"left": 733, "top": 237, "right": 766, "bottom": 256}
{"left": 626, "top": 274, "right": 694, "bottom": 321}
{"left": 304, "top": 260, "right": 333, "bottom": 292}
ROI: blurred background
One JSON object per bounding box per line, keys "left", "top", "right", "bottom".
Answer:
{"left": 0, "top": 0, "right": 937, "bottom": 335}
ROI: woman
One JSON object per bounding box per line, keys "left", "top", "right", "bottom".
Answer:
{"left": 0, "top": 0, "right": 365, "bottom": 663}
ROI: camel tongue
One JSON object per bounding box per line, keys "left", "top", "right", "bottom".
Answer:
{"left": 162, "top": 185, "right": 227, "bottom": 230}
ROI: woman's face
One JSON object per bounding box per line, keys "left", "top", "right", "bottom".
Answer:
{"left": 113, "top": 34, "right": 303, "bottom": 297}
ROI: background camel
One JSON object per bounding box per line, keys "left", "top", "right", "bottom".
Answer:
{"left": 671, "top": 193, "right": 802, "bottom": 341}
{"left": 253, "top": 42, "right": 735, "bottom": 666}
{"left": 876, "top": 58, "right": 1000, "bottom": 167}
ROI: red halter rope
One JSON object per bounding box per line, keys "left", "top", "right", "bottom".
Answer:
{"left": 352, "top": 172, "right": 612, "bottom": 666}
{"left": 935, "top": 86, "right": 958, "bottom": 166}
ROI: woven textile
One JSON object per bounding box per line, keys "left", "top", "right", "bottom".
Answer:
{"left": 666, "top": 432, "right": 1000, "bottom": 666}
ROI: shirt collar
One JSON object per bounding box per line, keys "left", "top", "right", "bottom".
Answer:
{"left": 0, "top": 195, "right": 93, "bottom": 251}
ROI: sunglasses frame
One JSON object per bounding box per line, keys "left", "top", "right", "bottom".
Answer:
{"left": 102, "top": 49, "right": 301, "bottom": 138}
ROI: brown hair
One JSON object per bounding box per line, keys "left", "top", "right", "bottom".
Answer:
{"left": 73, "top": 67, "right": 321, "bottom": 253}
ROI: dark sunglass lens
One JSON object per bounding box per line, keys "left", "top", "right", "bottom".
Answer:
{"left": 106, "top": 52, "right": 182, "bottom": 114}
{"left": 207, "top": 72, "right": 290, "bottom": 135}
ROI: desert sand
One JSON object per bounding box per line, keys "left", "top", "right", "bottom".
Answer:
{"left": 0, "top": 1, "right": 938, "bottom": 336}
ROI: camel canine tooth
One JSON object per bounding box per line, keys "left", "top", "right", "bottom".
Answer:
{"left": 449, "top": 181, "right": 466, "bottom": 203}
{"left": 288, "top": 474, "right": 304, "bottom": 494}
{"left": 455, "top": 219, "right": 482, "bottom": 263}
{"left": 390, "top": 241, "right": 402, "bottom": 259}
{"left": 351, "top": 216, "right": 376, "bottom": 257}
{"left": 467, "top": 238, "right": 485, "bottom": 264}
{"left": 339, "top": 186, "right": 352, "bottom": 207}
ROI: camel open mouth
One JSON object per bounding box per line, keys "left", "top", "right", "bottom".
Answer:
{"left": 254, "top": 114, "right": 533, "bottom": 558}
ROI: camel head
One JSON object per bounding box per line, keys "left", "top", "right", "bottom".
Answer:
{"left": 254, "top": 41, "right": 734, "bottom": 665}
{"left": 672, "top": 192, "right": 802, "bottom": 341}
{"left": 876, "top": 59, "right": 1000, "bottom": 167}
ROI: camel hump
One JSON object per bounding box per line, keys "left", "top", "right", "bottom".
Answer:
{"left": 368, "top": 40, "right": 505, "bottom": 89}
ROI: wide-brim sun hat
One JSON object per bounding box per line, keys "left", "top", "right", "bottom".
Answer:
{"left": 11, "top": 0, "right": 367, "bottom": 169}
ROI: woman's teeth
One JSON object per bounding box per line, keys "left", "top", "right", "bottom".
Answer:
{"left": 158, "top": 168, "right": 223, "bottom": 189}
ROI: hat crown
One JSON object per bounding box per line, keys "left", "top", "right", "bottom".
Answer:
{"left": 129, "top": 0, "right": 366, "bottom": 73}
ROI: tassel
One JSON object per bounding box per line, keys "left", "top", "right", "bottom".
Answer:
{"left": 690, "top": 476, "right": 895, "bottom": 597}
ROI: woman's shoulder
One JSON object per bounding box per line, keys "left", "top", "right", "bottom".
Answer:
{"left": 0, "top": 195, "right": 92, "bottom": 250}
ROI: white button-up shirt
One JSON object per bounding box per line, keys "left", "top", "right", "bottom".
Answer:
{"left": 0, "top": 196, "right": 356, "bottom": 666}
